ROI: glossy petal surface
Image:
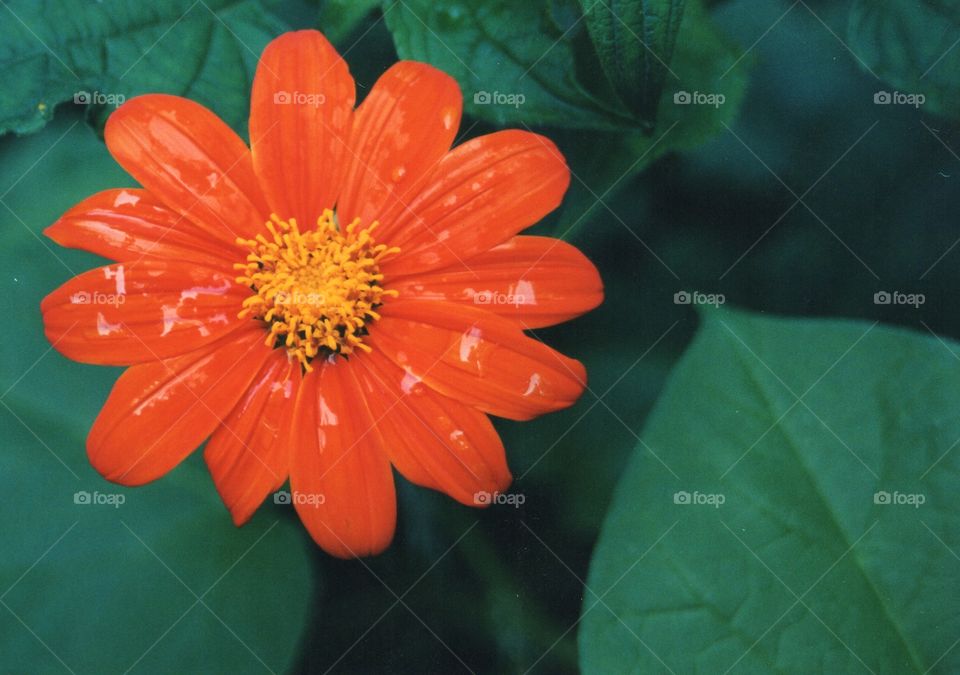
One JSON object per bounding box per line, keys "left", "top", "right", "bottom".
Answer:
{"left": 289, "top": 360, "right": 396, "bottom": 558}
{"left": 369, "top": 300, "right": 587, "bottom": 420}
{"left": 105, "top": 94, "right": 269, "bottom": 247}
{"left": 338, "top": 61, "right": 462, "bottom": 227}
{"left": 42, "top": 260, "right": 249, "bottom": 365}
{"left": 205, "top": 352, "right": 300, "bottom": 525}
{"left": 87, "top": 328, "right": 273, "bottom": 486}
{"left": 378, "top": 130, "right": 570, "bottom": 275}
{"left": 45, "top": 188, "right": 232, "bottom": 267}
{"left": 390, "top": 235, "right": 603, "bottom": 328}
{"left": 356, "top": 349, "right": 511, "bottom": 505}
{"left": 249, "top": 30, "right": 354, "bottom": 226}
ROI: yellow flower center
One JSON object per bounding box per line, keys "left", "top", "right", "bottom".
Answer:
{"left": 235, "top": 210, "right": 399, "bottom": 371}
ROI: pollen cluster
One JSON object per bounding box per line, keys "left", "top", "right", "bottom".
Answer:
{"left": 235, "top": 210, "right": 398, "bottom": 370}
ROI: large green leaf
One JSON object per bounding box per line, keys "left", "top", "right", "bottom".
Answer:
{"left": 0, "top": 112, "right": 314, "bottom": 672}
{"left": 580, "top": 308, "right": 960, "bottom": 673}
{"left": 383, "top": 0, "right": 635, "bottom": 129}
{"left": 580, "top": 0, "right": 686, "bottom": 128}
{"left": 848, "top": 0, "right": 960, "bottom": 120}
{"left": 0, "top": 0, "right": 288, "bottom": 136}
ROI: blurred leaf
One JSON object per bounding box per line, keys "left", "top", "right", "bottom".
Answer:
{"left": 580, "top": 0, "right": 686, "bottom": 128}
{"left": 318, "top": 0, "right": 381, "bottom": 44}
{"left": 0, "top": 0, "right": 288, "bottom": 137}
{"left": 580, "top": 307, "right": 960, "bottom": 673}
{"left": 848, "top": 0, "right": 960, "bottom": 120}
{"left": 382, "top": 0, "right": 635, "bottom": 129}
{"left": 0, "top": 111, "right": 313, "bottom": 673}
{"left": 0, "top": 433, "right": 315, "bottom": 673}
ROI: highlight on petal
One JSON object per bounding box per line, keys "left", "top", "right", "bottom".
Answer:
{"left": 377, "top": 130, "right": 570, "bottom": 276}
{"left": 355, "top": 349, "right": 511, "bottom": 506}
{"left": 249, "top": 30, "right": 355, "bottom": 226}
{"left": 45, "top": 188, "right": 233, "bottom": 267}
{"left": 369, "top": 300, "right": 587, "bottom": 421}
{"left": 338, "top": 61, "right": 462, "bottom": 227}
{"left": 389, "top": 235, "right": 603, "bottom": 328}
{"left": 105, "top": 94, "right": 270, "bottom": 247}
{"left": 87, "top": 328, "right": 273, "bottom": 486}
{"left": 204, "top": 351, "right": 300, "bottom": 526}
{"left": 41, "top": 260, "right": 249, "bottom": 365}
{"left": 288, "top": 359, "right": 396, "bottom": 558}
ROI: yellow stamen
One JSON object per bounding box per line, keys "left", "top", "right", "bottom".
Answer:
{"left": 235, "top": 210, "right": 399, "bottom": 371}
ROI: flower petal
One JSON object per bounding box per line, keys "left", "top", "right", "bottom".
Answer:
{"left": 288, "top": 359, "right": 396, "bottom": 558}
{"left": 249, "top": 30, "right": 355, "bottom": 226}
{"left": 45, "top": 188, "right": 233, "bottom": 267}
{"left": 41, "top": 260, "right": 249, "bottom": 365}
{"left": 368, "top": 300, "right": 587, "bottom": 421}
{"left": 355, "top": 349, "right": 511, "bottom": 506}
{"left": 377, "top": 130, "right": 570, "bottom": 276}
{"left": 204, "top": 351, "right": 300, "bottom": 525}
{"left": 338, "top": 61, "right": 462, "bottom": 227}
{"left": 105, "top": 94, "right": 269, "bottom": 247}
{"left": 87, "top": 328, "right": 273, "bottom": 486}
{"left": 389, "top": 235, "right": 603, "bottom": 328}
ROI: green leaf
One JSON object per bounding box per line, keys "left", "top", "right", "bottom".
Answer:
{"left": 0, "top": 112, "right": 314, "bottom": 673}
{"left": 580, "top": 0, "right": 686, "bottom": 128}
{"left": 580, "top": 307, "right": 960, "bottom": 673}
{"left": 318, "top": 0, "right": 382, "bottom": 44}
{"left": 544, "top": 0, "right": 748, "bottom": 238}
{"left": 382, "top": 0, "right": 635, "bottom": 129}
{"left": 653, "top": 0, "right": 747, "bottom": 153}
{"left": 848, "top": 0, "right": 960, "bottom": 120}
{"left": 0, "top": 0, "right": 288, "bottom": 137}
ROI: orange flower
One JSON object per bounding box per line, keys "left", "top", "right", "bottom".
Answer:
{"left": 41, "top": 30, "right": 602, "bottom": 557}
